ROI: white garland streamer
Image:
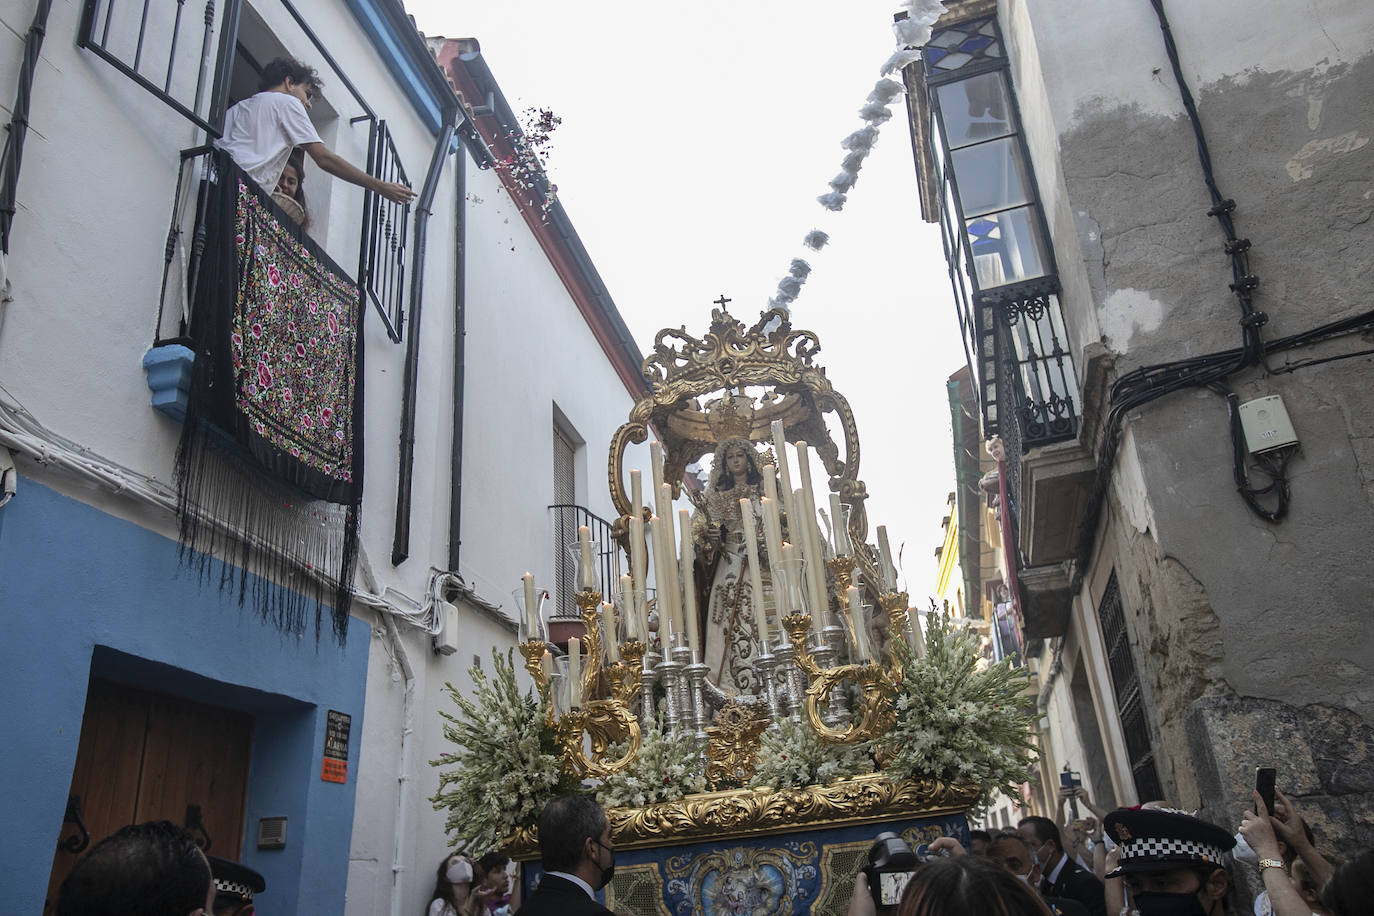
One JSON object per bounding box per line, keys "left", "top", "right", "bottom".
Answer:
{"left": 765, "top": 0, "right": 947, "bottom": 312}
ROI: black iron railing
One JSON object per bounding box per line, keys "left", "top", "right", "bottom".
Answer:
{"left": 360, "top": 120, "right": 410, "bottom": 342}
{"left": 985, "top": 279, "right": 1078, "bottom": 453}
{"left": 548, "top": 505, "right": 621, "bottom": 619}
{"left": 78, "top": 0, "right": 239, "bottom": 135}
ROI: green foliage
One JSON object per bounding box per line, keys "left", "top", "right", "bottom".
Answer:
{"left": 429, "top": 649, "right": 577, "bottom": 857}
{"left": 884, "top": 605, "right": 1039, "bottom": 809}
{"left": 749, "top": 718, "right": 874, "bottom": 790}
{"left": 596, "top": 718, "right": 707, "bottom": 809}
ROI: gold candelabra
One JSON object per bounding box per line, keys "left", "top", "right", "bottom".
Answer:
{"left": 519, "top": 588, "right": 644, "bottom": 779}
{"left": 781, "top": 556, "right": 912, "bottom": 746}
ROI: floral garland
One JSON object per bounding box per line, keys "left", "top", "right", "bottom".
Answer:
{"left": 883, "top": 604, "right": 1038, "bottom": 809}
{"left": 597, "top": 719, "right": 707, "bottom": 809}
{"left": 748, "top": 718, "right": 874, "bottom": 790}
{"left": 429, "top": 650, "right": 578, "bottom": 857}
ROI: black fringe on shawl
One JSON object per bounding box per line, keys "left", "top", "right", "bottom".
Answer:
{"left": 175, "top": 150, "right": 363, "bottom": 644}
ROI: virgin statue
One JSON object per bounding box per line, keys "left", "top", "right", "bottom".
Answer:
{"left": 692, "top": 437, "right": 769, "bottom": 694}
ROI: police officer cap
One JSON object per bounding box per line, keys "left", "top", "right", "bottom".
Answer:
{"left": 1103, "top": 807, "right": 1235, "bottom": 878}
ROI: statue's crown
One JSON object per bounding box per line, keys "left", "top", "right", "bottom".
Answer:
{"left": 705, "top": 393, "right": 756, "bottom": 442}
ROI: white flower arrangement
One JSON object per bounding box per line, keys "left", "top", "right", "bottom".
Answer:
{"left": 596, "top": 719, "right": 707, "bottom": 809}
{"left": 884, "top": 604, "right": 1038, "bottom": 809}
{"left": 430, "top": 650, "right": 576, "bottom": 857}
{"left": 748, "top": 718, "right": 874, "bottom": 790}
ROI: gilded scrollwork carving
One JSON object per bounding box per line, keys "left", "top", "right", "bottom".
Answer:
{"left": 607, "top": 308, "right": 870, "bottom": 550}
{"left": 499, "top": 775, "right": 981, "bottom": 858}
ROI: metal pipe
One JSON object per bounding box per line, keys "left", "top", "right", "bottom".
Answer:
{"left": 390, "top": 106, "right": 457, "bottom": 566}
{"left": 446, "top": 143, "right": 467, "bottom": 571}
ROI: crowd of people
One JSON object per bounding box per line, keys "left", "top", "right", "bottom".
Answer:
{"left": 844, "top": 783, "right": 1371, "bottom": 916}
{"left": 48, "top": 780, "right": 1371, "bottom": 916}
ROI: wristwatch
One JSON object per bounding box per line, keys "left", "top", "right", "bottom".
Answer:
{"left": 1257, "top": 858, "right": 1285, "bottom": 872}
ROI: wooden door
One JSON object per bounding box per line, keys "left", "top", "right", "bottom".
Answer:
{"left": 45, "top": 680, "right": 254, "bottom": 914}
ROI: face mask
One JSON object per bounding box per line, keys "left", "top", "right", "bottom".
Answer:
{"left": 446, "top": 859, "right": 472, "bottom": 885}
{"left": 593, "top": 840, "right": 616, "bottom": 890}
{"left": 1130, "top": 892, "right": 1208, "bottom": 916}
{"left": 1015, "top": 873, "right": 1033, "bottom": 886}
{"left": 1232, "top": 832, "right": 1260, "bottom": 865}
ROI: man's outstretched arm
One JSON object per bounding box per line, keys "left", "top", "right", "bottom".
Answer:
{"left": 303, "top": 142, "right": 416, "bottom": 205}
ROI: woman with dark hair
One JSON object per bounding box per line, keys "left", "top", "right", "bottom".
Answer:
{"left": 691, "top": 436, "right": 769, "bottom": 694}
{"left": 901, "top": 856, "right": 1054, "bottom": 916}
{"left": 427, "top": 853, "right": 488, "bottom": 916}
{"left": 1321, "top": 849, "right": 1374, "bottom": 916}
{"left": 272, "top": 146, "right": 310, "bottom": 230}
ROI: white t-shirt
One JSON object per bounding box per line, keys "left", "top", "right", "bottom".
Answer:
{"left": 216, "top": 90, "right": 323, "bottom": 192}
{"left": 426, "top": 898, "right": 457, "bottom": 916}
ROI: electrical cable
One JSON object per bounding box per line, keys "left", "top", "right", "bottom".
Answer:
{"left": 1212, "top": 383, "right": 1292, "bottom": 521}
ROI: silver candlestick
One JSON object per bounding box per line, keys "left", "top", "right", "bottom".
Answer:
{"left": 684, "top": 649, "right": 710, "bottom": 741}
{"left": 640, "top": 649, "right": 661, "bottom": 730}
{"left": 822, "top": 621, "right": 852, "bottom": 725}
{"left": 753, "top": 650, "right": 782, "bottom": 723}
{"left": 658, "top": 648, "right": 684, "bottom": 735}
{"left": 773, "top": 638, "right": 803, "bottom": 722}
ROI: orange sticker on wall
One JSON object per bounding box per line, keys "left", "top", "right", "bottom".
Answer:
{"left": 322, "top": 710, "right": 350, "bottom": 783}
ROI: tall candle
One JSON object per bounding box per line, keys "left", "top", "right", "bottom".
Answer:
{"left": 795, "top": 483, "right": 828, "bottom": 626}
{"left": 602, "top": 602, "right": 619, "bottom": 663}
{"left": 630, "top": 469, "right": 642, "bottom": 516}
{"left": 829, "top": 493, "right": 851, "bottom": 555}
{"left": 678, "top": 508, "right": 700, "bottom": 656}
{"left": 619, "top": 574, "right": 636, "bottom": 640}
{"left": 797, "top": 443, "right": 830, "bottom": 621}
{"left": 780, "top": 543, "right": 802, "bottom": 612}
{"left": 759, "top": 496, "right": 783, "bottom": 578}
{"left": 770, "top": 420, "right": 797, "bottom": 533}
{"left": 522, "top": 572, "right": 538, "bottom": 637}
{"left": 739, "top": 497, "right": 770, "bottom": 650}
{"left": 846, "top": 586, "right": 870, "bottom": 660}
{"left": 649, "top": 515, "right": 676, "bottom": 642}
{"left": 630, "top": 514, "right": 647, "bottom": 637}
{"left": 568, "top": 636, "right": 581, "bottom": 707}
{"left": 650, "top": 442, "right": 667, "bottom": 517}
{"left": 877, "top": 525, "right": 897, "bottom": 590}
{"left": 578, "top": 525, "right": 595, "bottom": 589}
{"left": 659, "top": 484, "right": 683, "bottom": 635}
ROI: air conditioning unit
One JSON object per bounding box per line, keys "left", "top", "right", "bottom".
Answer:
{"left": 433, "top": 600, "right": 460, "bottom": 656}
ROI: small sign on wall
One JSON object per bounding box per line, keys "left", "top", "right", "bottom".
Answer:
{"left": 322, "top": 710, "right": 351, "bottom": 783}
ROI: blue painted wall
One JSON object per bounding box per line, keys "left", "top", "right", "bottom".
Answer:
{"left": 0, "top": 480, "right": 370, "bottom": 916}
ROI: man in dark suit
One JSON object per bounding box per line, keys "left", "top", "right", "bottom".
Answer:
{"left": 515, "top": 794, "right": 617, "bottom": 916}
{"left": 987, "top": 832, "right": 1091, "bottom": 916}
{"left": 1019, "top": 816, "right": 1107, "bottom": 916}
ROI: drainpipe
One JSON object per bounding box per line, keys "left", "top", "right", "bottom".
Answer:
{"left": 391, "top": 107, "right": 459, "bottom": 566}
{"left": 382, "top": 611, "right": 417, "bottom": 916}
{"left": 447, "top": 150, "right": 467, "bottom": 571}
{"left": 0, "top": 0, "right": 55, "bottom": 254}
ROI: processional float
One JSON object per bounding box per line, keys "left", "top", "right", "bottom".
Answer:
{"left": 506, "top": 308, "right": 979, "bottom": 914}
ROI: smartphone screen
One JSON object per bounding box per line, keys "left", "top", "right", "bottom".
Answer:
{"left": 1255, "top": 767, "right": 1277, "bottom": 815}
{"left": 1059, "top": 770, "right": 1082, "bottom": 789}
{"left": 879, "top": 870, "right": 916, "bottom": 906}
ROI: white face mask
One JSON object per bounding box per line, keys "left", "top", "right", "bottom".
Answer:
{"left": 1016, "top": 872, "right": 1033, "bottom": 886}
{"left": 447, "top": 859, "right": 473, "bottom": 885}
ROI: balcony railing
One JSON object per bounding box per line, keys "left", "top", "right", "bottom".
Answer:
{"left": 548, "top": 504, "right": 621, "bottom": 619}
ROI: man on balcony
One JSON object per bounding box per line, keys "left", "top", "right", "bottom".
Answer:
{"left": 216, "top": 57, "right": 415, "bottom": 205}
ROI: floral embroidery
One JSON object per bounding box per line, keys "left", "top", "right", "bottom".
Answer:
{"left": 232, "top": 180, "right": 356, "bottom": 482}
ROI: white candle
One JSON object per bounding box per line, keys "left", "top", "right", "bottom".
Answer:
{"left": 619, "top": 574, "right": 636, "bottom": 640}
{"left": 649, "top": 515, "right": 675, "bottom": 642}
{"left": 522, "top": 572, "right": 538, "bottom": 637}
{"left": 678, "top": 508, "right": 700, "bottom": 657}
{"left": 630, "top": 468, "right": 642, "bottom": 516}
{"left": 829, "top": 493, "right": 851, "bottom": 555}
{"left": 578, "top": 525, "right": 595, "bottom": 590}
{"left": 779, "top": 543, "right": 802, "bottom": 612}
{"left": 659, "top": 484, "right": 682, "bottom": 636}
{"left": 739, "top": 497, "right": 770, "bottom": 650}
{"left": 770, "top": 420, "right": 796, "bottom": 531}
{"left": 759, "top": 496, "right": 783, "bottom": 578}
{"left": 568, "top": 637, "right": 581, "bottom": 707}
{"left": 877, "top": 525, "right": 897, "bottom": 590}
{"left": 795, "top": 482, "right": 828, "bottom": 627}
{"left": 846, "top": 586, "right": 870, "bottom": 660}
{"left": 650, "top": 442, "right": 667, "bottom": 517}
{"left": 630, "top": 513, "right": 647, "bottom": 639}
{"left": 602, "top": 602, "right": 619, "bottom": 663}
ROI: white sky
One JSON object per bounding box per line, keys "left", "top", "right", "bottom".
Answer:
{"left": 409, "top": 0, "right": 969, "bottom": 597}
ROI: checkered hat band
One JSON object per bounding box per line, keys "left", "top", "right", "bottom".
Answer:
{"left": 214, "top": 878, "right": 256, "bottom": 899}
{"left": 1120, "top": 836, "right": 1226, "bottom": 864}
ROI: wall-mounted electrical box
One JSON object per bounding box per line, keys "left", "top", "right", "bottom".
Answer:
{"left": 1238, "top": 395, "right": 1299, "bottom": 454}
{"left": 433, "top": 600, "right": 460, "bottom": 655}
{"left": 257, "top": 816, "right": 287, "bottom": 850}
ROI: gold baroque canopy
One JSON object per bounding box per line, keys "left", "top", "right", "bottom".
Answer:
{"left": 607, "top": 307, "right": 872, "bottom": 544}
